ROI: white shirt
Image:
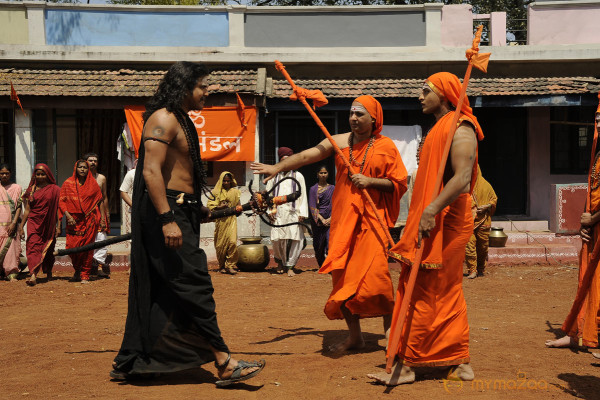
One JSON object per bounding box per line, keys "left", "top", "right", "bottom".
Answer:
{"left": 266, "top": 170, "right": 308, "bottom": 241}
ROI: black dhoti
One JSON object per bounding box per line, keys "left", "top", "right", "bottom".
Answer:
{"left": 113, "top": 190, "right": 229, "bottom": 375}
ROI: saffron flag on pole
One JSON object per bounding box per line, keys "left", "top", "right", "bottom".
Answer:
{"left": 10, "top": 82, "right": 26, "bottom": 115}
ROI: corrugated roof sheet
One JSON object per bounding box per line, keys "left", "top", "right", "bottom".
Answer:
{"left": 271, "top": 77, "right": 600, "bottom": 98}
{"left": 0, "top": 68, "right": 259, "bottom": 97}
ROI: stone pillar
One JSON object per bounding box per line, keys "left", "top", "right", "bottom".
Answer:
{"left": 489, "top": 11, "right": 506, "bottom": 46}
{"left": 228, "top": 5, "right": 246, "bottom": 48}
{"left": 424, "top": 3, "right": 443, "bottom": 47}
{"left": 24, "top": 1, "right": 46, "bottom": 46}
{"left": 14, "top": 110, "right": 33, "bottom": 188}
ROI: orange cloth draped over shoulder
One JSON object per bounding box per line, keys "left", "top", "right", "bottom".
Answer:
{"left": 562, "top": 100, "right": 600, "bottom": 347}
{"left": 59, "top": 161, "right": 103, "bottom": 252}
{"left": 387, "top": 72, "right": 483, "bottom": 367}
{"left": 319, "top": 95, "right": 408, "bottom": 320}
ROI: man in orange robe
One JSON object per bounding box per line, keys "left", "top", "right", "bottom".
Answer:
{"left": 369, "top": 72, "right": 482, "bottom": 385}
{"left": 546, "top": 96, "right": 600, "bottom": 352}
{"left": 252, "top": 95, "right": 407, "bottom": 351}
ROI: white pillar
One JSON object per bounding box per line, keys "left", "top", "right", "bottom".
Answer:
{"left": 228, "top": 6, "right": 246, "bottom": 48}
{"left": 489, "top": 11, "right": 507, "bottom": 46}
{"left": 424, "top": 4, "right": 443, "bottom": 47}
{"left": 24, "top": 1, "right": 46, "bottom": 46}
{"left": 14, "top": 109, "right": 33, "bottom": 188}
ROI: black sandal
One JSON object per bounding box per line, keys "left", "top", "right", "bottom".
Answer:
{"left": 215, "top": 355, "right": 266, "bottom": 388}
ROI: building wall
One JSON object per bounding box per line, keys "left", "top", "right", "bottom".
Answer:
{"left": 0, "top": 9, "right": 28, "bottom": 44}
{"left": 528, "top": 1, "right": 600, "bottom": 45}
{"left": 45, "top": 9, "right": 229, "bottom": 47}
{"left": 527, "top": 107, "right": 587, "bottom": 221}
{"left": 244, "top": 11, "right": 426, "bottom": 47}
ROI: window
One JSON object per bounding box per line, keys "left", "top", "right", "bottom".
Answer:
{"left": 550, "top": 106, "right": 596, "bottom": 174}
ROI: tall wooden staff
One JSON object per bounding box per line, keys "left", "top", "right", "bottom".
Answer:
{"left": 385, "top": 26, "right": 490, "bottom": 373}
{"left": 561, "top": 91, "right": 600, "bottom": 337}
{"left": 275, "top": 61, "right": 395, "bottom": 247}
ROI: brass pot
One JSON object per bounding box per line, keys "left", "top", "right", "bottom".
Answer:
{"left": 488, "top": 227, "right": 508, "bottom": 247}
{"left": 237, "top": 237, "right": 269, "bottom": 272}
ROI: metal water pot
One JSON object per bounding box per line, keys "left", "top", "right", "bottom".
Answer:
{"left": 237, "top": 237, "right": 269, "bottom": 272}
{"left": 488, "top": 227, "right": 508, "bottom": 247}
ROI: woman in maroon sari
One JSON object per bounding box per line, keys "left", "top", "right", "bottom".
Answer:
{"left": 59, "top": 160, "right": 104, "bottom": 284}
{"left": 17, "top": 164, "right": 61, "bottom": 286}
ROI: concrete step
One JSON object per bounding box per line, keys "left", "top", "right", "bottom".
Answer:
{"left": 488, "top": 243, "right": 578, "bottom": 265}
{"left": 492, "top": 220, "right": 549, "bottom": 232}
{"left": 504, "top": 231, "right": 581, "bottom": 246}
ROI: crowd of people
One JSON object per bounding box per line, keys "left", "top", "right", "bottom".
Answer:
{"left": 3, "top": 60, "right": 599, "bottom": 389}
{"left": 0, "top": 154, "right": 113, "bottom": 286}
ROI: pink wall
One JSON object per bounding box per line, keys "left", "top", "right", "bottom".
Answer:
{"left": 441, "top": 4, "right": 473, "bottom": 47}
{"left": 528, "top": 107, "right": 587, "bottom": 221}
{"left": 528, "top": 3, "right": 600, "bottom": 45}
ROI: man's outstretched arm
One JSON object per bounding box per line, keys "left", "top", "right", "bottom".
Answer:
{"left": 250, "top": 135, "right": 342, "bottom": 183}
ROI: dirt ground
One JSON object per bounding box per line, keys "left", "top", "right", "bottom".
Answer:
{"left": 1, "top": 262, "right": 599, "bottom": 400}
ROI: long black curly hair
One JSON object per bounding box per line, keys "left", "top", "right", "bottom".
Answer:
{"left": 142, "top": 62, "right": 209, "bottom": 122}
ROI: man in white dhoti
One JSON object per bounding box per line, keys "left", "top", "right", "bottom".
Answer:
{"left": 266, "top": 147, "right": 308, "bottom": 277}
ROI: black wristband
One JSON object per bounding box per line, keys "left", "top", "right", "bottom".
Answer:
{"left": 157, "top": 210, "right": 176, "bottom": 225}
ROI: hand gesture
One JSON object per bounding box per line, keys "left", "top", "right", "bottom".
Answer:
{"left": 7, "top": 223, "right": 16, "bottom": 237}
{"left": 250, "top": 162, "right": 279, "bottom": 184}
{"left": 199, "top": 205, "right": 211, "bottom": 223}
{"left": 350, "top": 173, "right": 371, "bottom": 190}
{"left": 418, "top": 207, "right": 436, "bottom": 248}
{"left": 162, "top": 222, "right": 183, "bottom": 249}
{"left": 580, "top": 226, "right": 592, "bottom": 243}
{"left": 581, "top": 212, "right": 593, "bottom": 227}
{"left": 67, "top": 216, "right": 76, "bottom": 226}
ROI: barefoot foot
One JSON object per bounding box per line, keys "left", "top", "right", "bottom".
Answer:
{"left": 467, "top": 271, "right": 477, "bottom": 279}
{"left": 545, "top": 335, "right": 576, "bottom": 348}
{"left": 447, "top": 363, "right": 474, "bottom": 381}
{"left": 287, "top": 268, "right": 296, "bottom": 277}
{"left": 26, "top": 275, "right": 36, "bottom": 286}
{"left": 328, "top": 336, "right": 366, "bottom": 353}
{"left": 367, "top": 364, "right": 415, "bottom": 386}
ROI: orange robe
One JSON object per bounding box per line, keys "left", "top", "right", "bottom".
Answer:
{"left": 562, "top": 154, "right": 600, "bottom": 347}
{"left": 388, "top": 111, "right": 480, "bottom": 367}
{"left": 319, "top": 133, "right": 407, "bottom": 319}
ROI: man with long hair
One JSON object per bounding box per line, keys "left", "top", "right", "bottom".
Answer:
{"left": 111, "top": 62, "right": 265, "bottom": 387}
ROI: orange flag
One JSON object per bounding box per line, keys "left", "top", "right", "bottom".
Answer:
{"left": 10, "top": 82, "right": 26, "bottom": 115}
{"left": 236, "top": 92, "right": 247, "bottom": 127}
{"left": 289, "top": 87, "right": 328, "bottom": 109}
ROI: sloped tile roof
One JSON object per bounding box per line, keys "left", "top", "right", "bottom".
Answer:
{"left": 1, "top": 69, "right": 599, "bottom": 98}
{"left": 271, "top": 77, "right": 600, "bottom": 98}
{"left": 0, "top": 68, "right": 259, "bottom": 97}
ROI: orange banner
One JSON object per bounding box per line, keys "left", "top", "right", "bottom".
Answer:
{"left": 124, "top": 105, "right": 256, "bottom": 161}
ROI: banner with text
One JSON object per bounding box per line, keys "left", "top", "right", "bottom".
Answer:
{"left": 124, "top": 105, "right": 256, "bottom": 161}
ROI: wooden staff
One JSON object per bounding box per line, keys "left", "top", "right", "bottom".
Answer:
{"left": 274, "top": 61, "right": 395, "bottom": 247}
{"left": 385, "top": 26, "right": 488, "bottom": 373}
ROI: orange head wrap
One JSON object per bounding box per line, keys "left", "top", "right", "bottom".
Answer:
{"left": 426, "top": 72, "right": 484, "bottom": 141}
{"left": 354, "top": 95, "right": 383, "bottom": 136}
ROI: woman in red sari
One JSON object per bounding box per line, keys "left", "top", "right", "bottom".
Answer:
{"left": 17, "top": 164, "right": 61, "bottom": 286}
{"left": 59, "top": 160, "right": 104, "bottom": 283}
